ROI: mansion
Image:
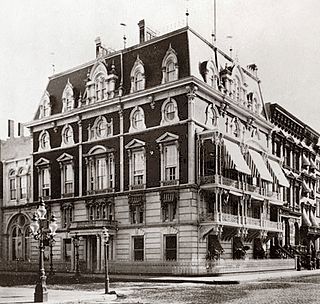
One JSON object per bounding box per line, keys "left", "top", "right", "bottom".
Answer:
{"left": 1, "top": 20, "right": 320, "bottom": 275}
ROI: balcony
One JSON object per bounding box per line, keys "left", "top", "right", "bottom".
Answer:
{"left": 70, "top": 219, "right": 117, "bottom": 230}
{"left": 246, "top": 217, "right": 261, "bottom": 227}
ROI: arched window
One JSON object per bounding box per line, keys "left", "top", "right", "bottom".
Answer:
{"left": 9, "top": 214, "right": 30, "bottom": 261}
{"left": 88, "top": 116, "right": 113, "bottom": 140}
{"left": 17, "top": 168, "right": 28, "bottom": 200}
{"left": 61, "top": 124, "right": 74, "bottom": 147}
{"left": 161, "top": 44, "right": 178, "bottom": 83}
{"left": 202, "top": 60, "right": 219, "bottom": 89}
{"left": 130, "top": 55, "right": 145, "bottom": 93}
{"left": 38, "top": 130, "right": 51, "bottom": 152}
{"left": 161, "top": 98, "right": 179, "bottom": 126}
{"left": 39, "top": 91, "right": 51, "bottom": 118}
{"left": 62, "top": 79, "right": 75, "bottom": 112}
{"left": 129, "top": 106, "right": 146, "bottom": 132}
{"left": 205, "top": 104, "right": 218, "bottom": 128}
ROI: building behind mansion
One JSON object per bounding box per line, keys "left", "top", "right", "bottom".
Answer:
{"left": 1, "top": 21, "right": 320, "bottom": 275}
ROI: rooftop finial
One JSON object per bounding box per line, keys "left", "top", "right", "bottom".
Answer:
{"left": 186, "top": 0, "right": 189, "bottom": 26}
{"left": 120, "top": 23, "right": 127, "bottom": 48}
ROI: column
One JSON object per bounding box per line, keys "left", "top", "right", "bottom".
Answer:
{"left": 71, "top": 239, "right": 75, "bottom": 271}
{"left": 96, "top": 235, "right": 101, "bottom": 272}
{"left": 78, "top": 118, "right": 83, "bottom": 196}
{"left": 119, "top": 107, "right": 124, "bottom": 192}
{"left": 186, "top": 85, "right": 198, "bottom": 184}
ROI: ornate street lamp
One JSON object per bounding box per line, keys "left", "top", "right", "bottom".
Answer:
{"left": 49, "top": 237, "right": 56, "bottom": 276}
{"left": 73, "top": 233, "right": 81, "bottom": 278}
{"left": 103, "top": 227, "right": 110, "bottom": 294}
{"left": 30, "top": 200, "right": 58, "bottom": 303}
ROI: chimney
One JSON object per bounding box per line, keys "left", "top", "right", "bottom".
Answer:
{"left": 8, "top": 119, "right": 14, "bottom": 138}
{"left": 18, "top": 122, "right": 24, "bottom": 137}
{"left": 95, "top": 36, "right": 102, "bottom": 58}
{"left": 138, "top": 20, "right": 145, "bottom": 43}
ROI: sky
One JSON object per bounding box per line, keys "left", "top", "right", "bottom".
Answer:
{"left": 1, "top": 0, "right": 320, "bottom": 139}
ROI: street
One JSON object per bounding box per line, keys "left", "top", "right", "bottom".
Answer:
{"left": 2, "top": 274, "right": 319, "bottom": 304}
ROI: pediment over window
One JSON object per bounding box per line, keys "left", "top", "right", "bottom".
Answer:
{"left": 34, "top": 157, "right": 50, "bottom": 167}
{"left": 89, "top": 61, "right": 108, "bottom": 80}
{"left": 125, "top": 139, "right": 146, "bottom": 150}
{"left": 156, "top": 132, "right": 179, "bottom": 144}
{"left": 57, "top": 153, "right": 74, "bottom": 163}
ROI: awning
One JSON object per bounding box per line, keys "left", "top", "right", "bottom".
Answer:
{"left": 248, "top": 150, "right": 273, "bottom": 182}
{"left": 224, "top": 139, "right": 251, "bottom": 175}
{"left": 310, "top": 159, "right": 317, "bottom": 170}
{"left": 229, "top": 190, "right": 243, "bottom": 197}
{"left": 302, "top": 155, "right": 310, "bottom": 167}
{"left": 302, "top": 209, "right": 312, "bottom": 227}
{"left": 302, "top": 181, "right": 311, "bottom": 193}
{"left": 199, "top": 225, "right": 214, "bottom": 239}
{"left": 251, "top": 194, "right": 264, "bottom": 201}
{"left": 310, "top": 212, "right": 318, "bottom": 227}
{"left": 268, "top": 160, "right": 290, "bottom": 187}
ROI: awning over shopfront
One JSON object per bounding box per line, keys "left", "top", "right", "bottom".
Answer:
{"left": 302, "top": 181, "right": 311, "bottom": 193}
{"left": 199, "top": 225, "right": 215, "bottom": 239}
{"left": 302, "top": 208, "right": 312, "bottom": 227}
{"left": 268, "top": 159, "right": 290, "bottom": 187}
{"left": 224, "top": 139, "right": 251, "bottom": 175}
{"left": 302, "top": 155, "right": 310, "bottom": 167}
{"left": 248, "top": 149, "right": 273, "bottom": 182}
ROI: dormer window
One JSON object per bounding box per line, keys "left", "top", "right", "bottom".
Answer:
{"left": 62, "top": 79, "right": 75, "bottom": 112}
{"left": 161, "top": 44, "right": 178, "bottom": 83}
{"left": 129, "top": 106, "right": 146, "bottom": 132}
{"left": 39, "top": 91, "right": 51, "bottom": 118}
{"left": 161, "top": 98, "right": 179, "bottom": 126}
{"left": 38, "top": 130, "right": 51, "bottom": 152}
{"left": 130, "top": 55, "right": 145, "bottom": 93}
{"left": 61, "top": 124, "right": 74, "bottom": 147}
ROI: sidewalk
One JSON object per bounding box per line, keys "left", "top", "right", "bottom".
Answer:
{"left": 1, "top": 269, "right": 320, "bottom": 303}
{"left": 0, "top": 286, "right": 116, "bottom": 304}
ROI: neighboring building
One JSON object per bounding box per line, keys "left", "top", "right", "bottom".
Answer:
{"left": 267, "top": 103, "right": 320, "bottom": 266}
{"left": 1, "top": 21, "right": 308, "bottom": 275}
{"left": 0, "top": 122, "right": 33, "bottom": 263}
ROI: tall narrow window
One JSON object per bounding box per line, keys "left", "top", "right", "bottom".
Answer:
{"left": 134, "top": 72, "right": 144, "bottom": 91}
{"left": 165, "top": 235, "right": 177, "bottom": 261}
{"left": 130, "top": 55, "right": 145, "bottom": 93}
{"left": 61, "top": 125, "right": 74, "bottom": 147}
{"left": 19, "top": 174, "right": 27, "bottom": 199}
{"left": 42, "top": 168, "right": 50, "bottom": 198}
{"left": 161, "top": 44, "right": 178, "bottom": 83}
{"left": 157, "top": 133, "right": 179, "bottom": 186}
{"left": 64, "top": 164, "right": 73, "bottom": 194}
{"left": 57, "top": 153, "right": 74, "bottom": 197}
{"left": 133, "top": 236, "right": 144, "bottom": 261}
{"left": 9, "top": 170, "right": 16, "bottom": 200}
{"left": 40, "top": 91, "right": 51, "bottom": 118}
{"left": 133, "top": 151, "right": 144, "bottom": 186}
{"left": 97, "top": 158, "right": 107, "bottom": 190}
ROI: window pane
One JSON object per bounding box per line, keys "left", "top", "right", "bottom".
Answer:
{"left": 165, "top": 235, "right": 177, "bottom": 261}
{"left": 134, "top": 236, "right": 144, "bottom": 261}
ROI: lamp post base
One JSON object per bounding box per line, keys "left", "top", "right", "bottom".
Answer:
{"left": 34, "top": 282, "right": 48, "bottom": 302}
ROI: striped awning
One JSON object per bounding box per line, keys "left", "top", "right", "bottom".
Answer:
{"left": 302, "top": 181, "right": 311, "bottom": 193}
{"left": 248, "top": 150, "right": 273, "bottom": 182}
{"left": 302, "top": 155, "right": 310, "bottom": 167}
{"left": 302, "top": 208, "right": 312, "bottom": 227}
{"left": 268, "top": 160, "right": 290, "bottom": 188}
{"left": 224, "top": 139, "right": 251, "bottom": 175}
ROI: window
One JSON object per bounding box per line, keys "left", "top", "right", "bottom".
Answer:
{"left": 63, "top": 239, "right": 71, "bottom": 262}
{"left": 161, "top": 44, "right": 178, "bottom": 83}
{"left": 130, "top": 55, "right": 145, "bottom": 93}
{"left": 9, "top": 170, "right": 16, "bottom": 200}
{"left": 17, "top": 168, "right": 28, "bottom": 200}
{"left": 126, "top": 139, "right": 146, "bottom": 190}
{"left": 160, "top": 98, "right": 179, "bottom": 126}
{"left": 62, "top": 79, "right": 75, "bottom": 112}
{"left": 89, "top": 116, "right": 113, "bottom": 140}
{"left": 130, "top": 204, "right": 144, "bottom": 224}
{"left": 61, "top": 124, "right": 74, "bottom": 147}
{"left": 38, "top": 130, "right": 51, "bottom": 151}
{"left": 61, "top": 203, "right": 74, "bottom": 228}
{"left": 164, "top": 235, "right": 177, "bottom": 261}
{"left": 133, "top": 236, "right": 144, "bottom": 261}
{"left": 57, "top": 153, "right": 74, "bottom": 197}
{"left": 162, "top": 201, "right": 177, "bottom": 222}
{"left": 9, "top": 214, "right": 30, "bottom": 261}
{"left": 129, "top": 106, "right": 146, "bottom": 132}
{"left": 205, "top": 104, "right": 218, "bottom": 127}
{"left": 35, "top": 158, "right": 51, "bottom": 199}
{"left": 95, "top": 77, "right": 103, "bottom": 101}
{"left": 156, "top": 133, "right": 179, "bottom": 186}
{"left": 39, "top": 91, "right": 51, "bottom": 118}
{"left": 87, "top": 201, "right": 114, "bottom": 221}
{"left": 85, "top": 146, "right": 114, "bottom": 194}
